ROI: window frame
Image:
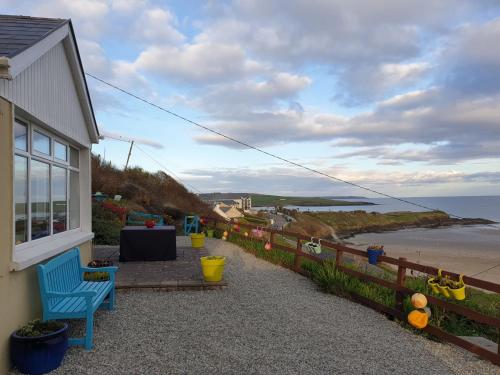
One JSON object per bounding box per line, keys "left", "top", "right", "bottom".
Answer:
{"left": 13, "top": 117, "right": 81, "bottom": 254}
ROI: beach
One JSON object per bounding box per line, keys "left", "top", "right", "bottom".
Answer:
{"left": 348, "top": 225, "right": 500, "bottom": 284}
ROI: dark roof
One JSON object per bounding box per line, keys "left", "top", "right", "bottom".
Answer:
{"left": 0, "top": 15, "right": 68, "bottom": 57}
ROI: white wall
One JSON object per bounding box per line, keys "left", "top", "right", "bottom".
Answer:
{"left": 0, "top": 42, "right": 91, "bottom": 147}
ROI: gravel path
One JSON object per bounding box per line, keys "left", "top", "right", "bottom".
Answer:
{"left": 19, "top": 239, "right": 498, "bottom": 374}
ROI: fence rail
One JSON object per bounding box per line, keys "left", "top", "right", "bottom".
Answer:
{"left": 209, "top": 218, "right": 500, "bottom": 366}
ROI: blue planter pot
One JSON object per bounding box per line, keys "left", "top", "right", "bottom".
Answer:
{"left": 10, "top": 323, "right": 68, "bottom": 375}
{"left": 367, "top": 249, "right": 384, "bottom": 265}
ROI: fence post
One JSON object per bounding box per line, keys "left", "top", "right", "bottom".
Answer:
{"left": 270, "top": 231, "right": 275, "bottom": 246}
{"left": 396, "top": 257, "right": 407, "bottom": 312}
{"left": 294, "top": 238, "right": 301, "bottom": 272}
{"left": 335, "top": 248, "right": 343, "bottom": 269}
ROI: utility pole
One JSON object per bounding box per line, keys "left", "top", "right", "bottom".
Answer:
{"left": 125, "top": 140, "right": 134, "bottom": 170}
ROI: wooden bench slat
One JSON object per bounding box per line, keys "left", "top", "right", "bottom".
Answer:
{"left": 37, "top": 248, "right": 118, "bottom": 350}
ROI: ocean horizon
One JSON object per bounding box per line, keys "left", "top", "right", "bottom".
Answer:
{"left": 257, "top": 195, "right": 500, "bottom": 223}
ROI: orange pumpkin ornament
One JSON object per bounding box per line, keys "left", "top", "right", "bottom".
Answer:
{"left": 223, "top": 231, "right": 229, "bottom": 237}
{"left": 264, "top": 242, "right": 272, "bottom": 251}
{"left": 410, "top": 293, "right": 428, "bottom": 309}
{"left": 407, "top": 309, "right": 429, "bottom": 329}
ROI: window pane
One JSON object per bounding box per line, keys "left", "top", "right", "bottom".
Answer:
{"left": 52, "top": 166, "right": 67, "bottom": 234}
{"left": 54, "top": 141, "right": 67, "bottom": 161}
{"left": 69, "top": 147, "right": 79, "bottom": 168}
{"left": 14, "top": 156, "right": 28, "bottom": 244}
{"left": 14, "top": 121, "right": 27, "bottom": 151}
{"left": 31, "top": 160, "right": 50, "bottom": 240}
{"left": 69, "top": 170, "right": 80, "bottom": 229}
{"left": 33, "top": 131, "right": 51, "bottom": 155}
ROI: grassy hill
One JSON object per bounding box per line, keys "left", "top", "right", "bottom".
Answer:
{"left": 250, "top": 194, "right": 374, "bottom": 207}
{"left": 91, "top": 155, "right": 212, "bottom": 244}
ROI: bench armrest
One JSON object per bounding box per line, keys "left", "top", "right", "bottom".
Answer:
{"left": 81, "top": 266, "right": 118, "bottom": 274}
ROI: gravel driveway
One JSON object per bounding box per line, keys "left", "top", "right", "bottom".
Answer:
{"left": 29, "top": 239, "right": 498, "bottom": 374}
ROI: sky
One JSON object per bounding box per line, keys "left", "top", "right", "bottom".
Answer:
{"left": 3, "top": 0, "right": 500, "bottom": 198}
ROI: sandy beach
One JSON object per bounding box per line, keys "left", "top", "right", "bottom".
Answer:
{"left": 348, "top": 225, "right": 500, "bottom": 284}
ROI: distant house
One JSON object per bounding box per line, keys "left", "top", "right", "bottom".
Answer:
{"left": 200, "top": 193, "right": 252, "bottom": 211}
{"left": 0, "top": 15, "right": 98, "bottom": 372}
{"left": 213, "top": 203, "right": 244, "bottom": 220}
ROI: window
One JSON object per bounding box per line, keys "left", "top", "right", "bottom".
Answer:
{"left": 52, "top": 166, "right": 67, "bottom": 234}
{"left": 70, "top": 146, "right": 79, "bottom": 168}
{"left": 54, "top": 141, "right": 67, "bottom": 161}
{"left": 14, "top": 156, "right": 28, "bottom": 244}
{"left": 14, "top": 120, "right": 27, "bottom": 151}
{"left": 31, "top": 160, "right": 50, "bottom": 240}
{"left": 33, "top": 130, "right": 51, "bottom": 155}
{"left": 69, "top": 170, "right": 80, "bottom": 229}
{"left": 13, "top": 119, "right": 81, "bottom": 249}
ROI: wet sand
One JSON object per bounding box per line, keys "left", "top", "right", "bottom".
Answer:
{"left": 348, "top": 225, "right": 500, "bottom": 284}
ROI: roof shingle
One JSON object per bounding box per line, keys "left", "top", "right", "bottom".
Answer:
{"left": 0, "top": 15, "right": 68, "bottom": 58}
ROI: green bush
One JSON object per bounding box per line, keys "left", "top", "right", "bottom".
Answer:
{"left": 92, "top": 202, "right": 123, "bottom": 245}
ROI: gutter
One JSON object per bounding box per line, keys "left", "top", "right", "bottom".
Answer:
{"left": 0, "top": 56, "right": 12, "bottom": 79}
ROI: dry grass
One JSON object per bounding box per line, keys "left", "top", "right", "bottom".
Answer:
{"left": 91, "top": 154, "right": 212, "bottom": 219}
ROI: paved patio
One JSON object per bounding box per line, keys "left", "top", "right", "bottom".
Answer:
{"left": 94, "top": 237, "right": 227, "bottom": 290}
{"left": 18, "top": 238, "right": 496, "bottom": 375}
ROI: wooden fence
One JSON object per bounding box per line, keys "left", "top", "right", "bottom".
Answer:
{"left": 209, "top": 218, "right": 500, "bottom": 366}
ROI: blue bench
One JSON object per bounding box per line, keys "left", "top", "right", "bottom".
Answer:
{"left": 37, "top": 248, "right": 118, "bottom": 350}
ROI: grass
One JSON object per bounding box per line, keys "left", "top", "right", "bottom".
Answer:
{"left": 222, "top": 231, "right": 499, "bottom": 344}
{"left": 306, "top": 210, "right": 451, "bottom": 237}
{"left": 250, "top": 194, "right": 373, "bottom": 207}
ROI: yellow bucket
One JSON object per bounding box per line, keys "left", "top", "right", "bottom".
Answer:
{"left": 449, "top": 275, "right": 466, "bottom": 301}
{"left": 200, "top": 256, "right": 225, "bottom": 282}
{"left": 437, "top": 284, "right": 451, "bottom": 298}
{"left": 427, "top": 278, "right": 440, "bottom": 294}
{"left": 190, "top": 233, "right": 205, "bottom": 248}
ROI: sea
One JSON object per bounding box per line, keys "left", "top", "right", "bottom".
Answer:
{"left": 268, "top": 195, "right": 500, "bottom": 223}
{"left": 256, "top": 196, "right": 500, "bottom": 281}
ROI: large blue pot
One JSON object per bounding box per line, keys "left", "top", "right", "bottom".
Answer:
{"left": 10, "top": 323, "right": 68, "bottom": 375}
{"left": 367, "top": 249, "right": 384, "bottom": 265}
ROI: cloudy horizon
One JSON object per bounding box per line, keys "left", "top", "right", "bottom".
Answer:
{"left": 2, "top": 0, "right": 500, "bottom": 198}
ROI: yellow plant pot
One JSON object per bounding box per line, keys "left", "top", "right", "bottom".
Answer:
{"left": 200, "top": 256, "right": 226, "bottom": 282}
{"left": 437, "top": 284, "right": 451, "bottom": 298}
{"left": 449, "top": 286, "right": 466, "bottom": 300}
{"left": 427, "top": 278, "right": 440, "bottom": 294}
{"left": 190, "top": 233, "right": 205, "bottom": 249}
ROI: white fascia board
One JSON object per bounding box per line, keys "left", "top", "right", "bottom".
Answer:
{"left": 62, "top": 35, "right": 99, "bottom": 144}
{"left": 8, "top": 24, "right": 69, "bottom": 78}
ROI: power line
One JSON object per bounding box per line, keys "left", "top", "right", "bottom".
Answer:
{"left": 134, "top": 144, "right": 203, "bottom": 194}
{"left": 86, "top": 72, "right": 500, "bottom": 229}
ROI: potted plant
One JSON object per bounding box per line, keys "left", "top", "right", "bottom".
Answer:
{"left": 200, "top": 256, "right": 226, "bottom": 282}
{"left": 84, "top": 259, "right": 114, "bottom": 282}
{"left": 190, "top": 226, "right": 205, "bottom": 249}
{"left": 427, "top": 270, "right": 441, "bottom": 294}
{"left": 11, "top": 320, "right": 68, "bottom": 375}
{"left": 366, "top": 245, "right": 384, "bottom": 265}
{"left": 437, "top": 276, "right": 452, "bottom": 298}
{"left": 448, "top": 276, "right": 466, "bottom": 300}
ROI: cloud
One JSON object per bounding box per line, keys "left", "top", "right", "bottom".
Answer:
{"left": 100, "top": 129, "right": 164, "bottom": 149}
{"left": 181, "top": 165, "right": 500, "bottom": 196}
{"left": 133, "top": 42, "right": 265, "bottom": 84}
{"left": 191, "top": 72, "right": 311, "bottom": 114}
{"left": 34, "top": 0, "right": 110, "bottom": 38}
{"left": 133, "top": 7, "right": 185, "bottom": 45}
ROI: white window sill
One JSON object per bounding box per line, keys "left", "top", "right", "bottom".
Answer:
{"left": 11, "top": 232, "right": 94, "bottom": 271}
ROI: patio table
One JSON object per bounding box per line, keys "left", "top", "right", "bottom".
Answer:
{"left": 119, "top": 226, "right": 176, "bottom": 261}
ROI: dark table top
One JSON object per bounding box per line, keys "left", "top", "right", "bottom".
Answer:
{"left": 121, "top": 226, "right": 176, "bottom": 231}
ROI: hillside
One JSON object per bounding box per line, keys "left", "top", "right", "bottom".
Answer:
{"left": 91, "top": 155, "right": 212, "bottom": 244}
{"left": 250, "top": 194, "right": 373, "bottom": 207}
{"left": 200, "top": 192, "right": 374, "bottom": 207}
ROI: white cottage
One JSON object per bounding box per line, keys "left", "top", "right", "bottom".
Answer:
{"left": 0, "top": 15, "right": 98, "bottom": 372}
